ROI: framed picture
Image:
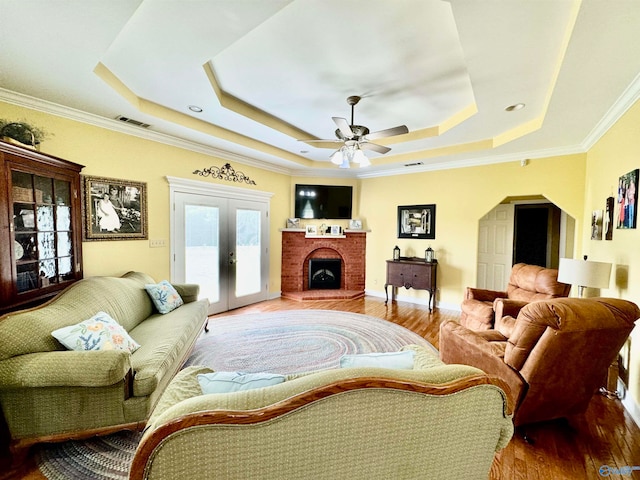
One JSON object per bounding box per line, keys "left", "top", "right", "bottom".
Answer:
{"left": 605, "top": 196, "right": 614, "bottom": 240}
{"left": 305, "top": 225, "right": 317, "bottom": 235}
{"left": 397, "top": 204, "right": 436, "bottom": 239}
{"left": 591, "top": 210, "right": 603, "bottom": 240}
{"left": 349, "top": 219, "right": 362, "bottom": 230}
{"left": 330, "top": 225, "right": 342, "bottom": 235}
{"left": 286, "top": 218, "right": 300, "bottom": 229}
{"left": 82, "top": 175, "right": 148, "bottom": 241}
{"left": 617, "top": 169, "right": 638, "bottom": 229}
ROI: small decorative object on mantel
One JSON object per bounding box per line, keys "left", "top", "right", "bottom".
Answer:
{"left": 286, "top": 218, "right": 300, "bottom": 229}
{"left": 349, "top": 219, "right": 362, "bottom": 230}
{"left": 393, "top": 245, "right": 401, "bottom": 261}
{"left": 0, "top": 120, "right": 51, "bottom": 151}
{"left": 330, "top": 225, "right": 342, "bottom": 235}
{"left": 193, "top": 163, "right": 257, "bottom": 185}
{"left": 425, "top": 246, "right": 434, "bottom": 262}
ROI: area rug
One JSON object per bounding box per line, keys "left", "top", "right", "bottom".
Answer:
{"left": 34, "top": 310, "right": 433, "bottom": 479}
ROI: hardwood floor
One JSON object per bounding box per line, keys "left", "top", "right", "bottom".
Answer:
{"left": 3, "top": 295, "right": 640, "bottom": 479}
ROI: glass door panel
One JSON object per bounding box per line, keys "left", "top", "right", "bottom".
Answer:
{"left": 234, "top": 208, "right": 261, "bottom": 297}
{"left": 185, "top": 204, "right": 220, "bottom": 304}
{"left": 174, "top": 192, "right": 229, "bottom": 315}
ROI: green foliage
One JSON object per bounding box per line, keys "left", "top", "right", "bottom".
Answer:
{"left": 0, "top": 119, "right": 51, "bottom": 145}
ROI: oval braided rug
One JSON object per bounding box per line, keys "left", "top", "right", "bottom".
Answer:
{"left": 35, "top": 310, "right": 434, "bottom": 479}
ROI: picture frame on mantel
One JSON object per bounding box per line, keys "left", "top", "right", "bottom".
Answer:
{"left": 82, "top": 175, "right": 148, "bottom": 241}
{"left": 397, "top": 204, "right": 436, "bottom": 239}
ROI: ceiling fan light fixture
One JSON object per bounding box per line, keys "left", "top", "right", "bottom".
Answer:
{"left": 339, "top": 157, "right": 350, "bottom": 169}
{"left": 352, "top": 148, "right": 370, "bottom": 167}
{"left": 330, "top": 150, "right": 343, "bottom": 165}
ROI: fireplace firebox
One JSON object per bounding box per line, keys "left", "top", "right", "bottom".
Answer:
{"left": 308, "top": 258, "right": 341, "bottom": 289}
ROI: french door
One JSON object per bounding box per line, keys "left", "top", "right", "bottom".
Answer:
{"left": 169, "top": 177, "right": 271, "bottom": 315}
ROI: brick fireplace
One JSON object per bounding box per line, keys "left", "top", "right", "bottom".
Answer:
{"left": 281, "top": 230, "right": 366, "bottom": 300}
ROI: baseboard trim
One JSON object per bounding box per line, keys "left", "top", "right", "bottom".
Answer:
{"left": 618, "top": 380, "right": 640, "bottom": 428}
{"left": 364, "top": 289, "right": 460, "bottom": 312}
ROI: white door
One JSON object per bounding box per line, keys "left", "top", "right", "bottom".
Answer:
{"left": 477, "top": 203, "right": 514, "bottom": 290}
{"left": 170, "top": 178, "right": 271, "bottom": 315}
{"left": 228, "top": 199, "right": 269, "bottom": 310}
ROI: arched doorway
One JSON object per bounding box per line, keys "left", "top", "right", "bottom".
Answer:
{"left": 477, "top": 196, "right": 576, "bottom": 291}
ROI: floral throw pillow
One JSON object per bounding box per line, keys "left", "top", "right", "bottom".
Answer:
{"left": 51, "top": 311, "right": 140, "bottom": 353}
{"left": 145, "top": 280, "right": 184, "bottom": 314}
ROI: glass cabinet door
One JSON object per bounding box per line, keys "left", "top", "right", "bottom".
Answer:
{"left": 11, "top": 170, "right": 76, "bottom": 294}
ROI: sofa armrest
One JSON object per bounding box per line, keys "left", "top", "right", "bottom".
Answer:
{"left": 0, "top": 350, "right": 132, "bottom": 388}
{"left": 439, "top": 320, "right": 526, "bottom": 410}
{"left": 172, "top": 284, "right": 200, "bottom": 304}
{"left": 465, "top": 287, "right": 507, "bottom": 302}
{"left": 494, "top": 298, "right": 529, "bottom": 320}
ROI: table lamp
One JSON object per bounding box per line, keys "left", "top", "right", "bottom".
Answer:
{"left": 557, "top": 256, "right": 612, "bottom": 298}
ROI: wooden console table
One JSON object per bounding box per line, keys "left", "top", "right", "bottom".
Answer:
{"left": 384, "top": 258, "right": 437, "bottom": 311}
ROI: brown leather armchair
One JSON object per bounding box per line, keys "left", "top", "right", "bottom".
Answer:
{"left": 460, "top": 263, "right": 571, "bottom": 331}
{"left": 440, "top": 297, "right": 639, "bottom": 426}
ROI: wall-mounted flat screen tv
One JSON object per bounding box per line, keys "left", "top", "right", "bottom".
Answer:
{"left": 294, "top": 184, "right": 353, "bottom": 220}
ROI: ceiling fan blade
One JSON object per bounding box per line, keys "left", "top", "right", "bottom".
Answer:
{"left": 300, "top": 139, "right": 343, "bottom": 143}
{"left": 360, "top": 142, "right": 391, "bottom": 154}
{"left": 332, "top": 117, "right": 354, "bottom": 139}
{"left": 364, "top": 125, "right": 409, "bottom": 141}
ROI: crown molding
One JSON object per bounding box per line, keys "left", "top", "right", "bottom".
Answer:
{"left": 354, "top": 144, "right": 587, "bottom": 179}
{"left": 0, "top": 88, "right": 294, "bottom": 176}
{"left": 3, "top": 74, "right": 639, "bottom": 181}
{"left": 581, "top": 71, "right": 640, "bottom": 151}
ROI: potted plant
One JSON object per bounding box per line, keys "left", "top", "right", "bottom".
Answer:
{"left": 0, "top": 119, "right": 50, "bottom": 150}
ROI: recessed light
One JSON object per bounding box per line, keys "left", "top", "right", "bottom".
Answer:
{"left": 505, "top": 103, "right": 525, "bottom": 112}
{"left": 188, "top": 105, "right": 203, "bottom": 113}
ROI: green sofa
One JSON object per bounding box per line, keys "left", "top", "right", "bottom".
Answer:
{"left": 130, "top": 345, "right": 514, "bottom": 480}
{"left": 0, "top": 271, "right": 209, "bottom": 456}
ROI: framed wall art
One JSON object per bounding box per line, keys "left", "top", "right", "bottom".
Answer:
{"left": 605, "top": 196, "right": 614, "bottom": 240}
{"left": 591, "top": 210, "right": 603, "bottom": 240}
{"left": 397, "top": 204, "right": 436, "bottom": 239}
{"left": 617, "top": 168, "right": 638, "bottom": 229}
{"left": 82, "top": 175, "right": 148, "bottom": 241}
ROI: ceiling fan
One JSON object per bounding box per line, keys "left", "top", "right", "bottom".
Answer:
{"left": 304, "top": 96, "right": 409, "bottom": 168}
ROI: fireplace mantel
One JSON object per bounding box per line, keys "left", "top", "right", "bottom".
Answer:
{"left": 280, "top": 230, "right": 368, "bottom": 300}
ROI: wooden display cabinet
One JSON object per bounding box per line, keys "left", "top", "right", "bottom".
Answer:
{"left": 0, "top": 141, "right": 84, "bottom": 313}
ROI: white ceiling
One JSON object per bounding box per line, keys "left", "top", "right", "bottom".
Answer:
{"left": 1, "top": 0, "right": 640, "bottom": 178}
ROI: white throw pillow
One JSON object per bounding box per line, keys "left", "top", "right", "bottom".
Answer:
{"left": 197, "top": 372, "right": 286, "bottom": 394}
{"left": 339, "top": 350, "right": 415, "bottom": 370}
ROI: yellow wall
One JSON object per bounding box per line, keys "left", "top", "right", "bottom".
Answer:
{"left": 583, "top": 98, "right": 640, "bottom": 414}
{"left": 360, "top": 154, "right": 587, "bottom": 307}
{"left": 0, "top": 101, "right": 291, "bottom": 292}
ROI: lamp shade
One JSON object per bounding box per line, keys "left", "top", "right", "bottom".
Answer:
{"left": 557, "top": 258, "right": 612, "bottom": 289}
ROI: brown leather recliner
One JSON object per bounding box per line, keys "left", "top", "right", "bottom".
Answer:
{"left": 440, "top": 297, "right": 639, "bottom": 426}
{"left": 460, "top": 263, "right": 571, "bottom": 331}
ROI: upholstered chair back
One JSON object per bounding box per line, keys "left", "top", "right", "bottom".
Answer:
{"left": 503, "top": 297, "right": 638, "bottom": 425}
{"left": 505, "top": 263, "right": 571, "bottom": 302}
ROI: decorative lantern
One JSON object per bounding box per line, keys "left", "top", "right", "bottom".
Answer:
{"left": 393, "top": 245, "right": 401, "bottom": 261}
{"left": 425, "top": 246, "right": 434, "bottom": 263}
